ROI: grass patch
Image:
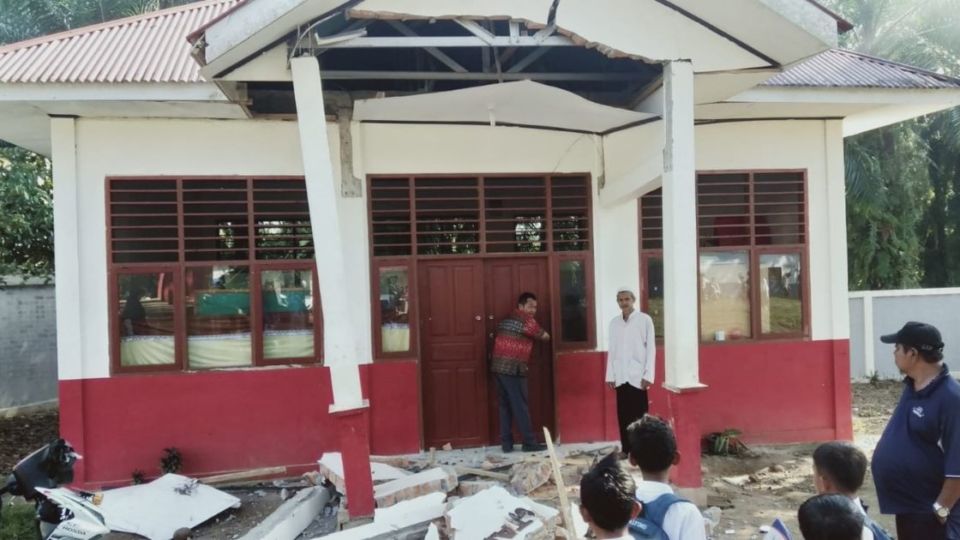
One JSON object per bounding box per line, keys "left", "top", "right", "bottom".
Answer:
{"left": 0, "top": 499, "right": 36, "bottom": 540}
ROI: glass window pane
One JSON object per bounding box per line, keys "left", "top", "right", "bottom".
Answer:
{"left": 559, "top": 260, "right": 589, "bottom": 342}
{"left": 645, "top": 258, "right": 664, "bottom": 338}
{"left": 186, "top": 266, "right": 252, "bottom": 369}
{"left": 760, "top": 253, "right": 803, "bottom": 334}
{"left": 118, "top": 272, "right": 176, "bottom": 367}
{"left": 262, "top": 269, "right": 315, "bottom": 359}
{"left": 378, "top": 267, "right": 411, "bottom": 353}
{"left": 700, "top": 252, "right": 751, "bottom": 341}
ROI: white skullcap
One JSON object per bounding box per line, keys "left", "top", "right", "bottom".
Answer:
{"left": 616, "top": 286, "right": 636, "bottom": 297}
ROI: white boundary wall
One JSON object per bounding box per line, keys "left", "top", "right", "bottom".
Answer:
{"left": 850, "top": 287, "right": 960, "bottom": 379}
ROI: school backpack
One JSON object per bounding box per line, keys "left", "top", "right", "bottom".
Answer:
{"left": 628, "top": 492, "right": 688, "bottom": 540}
{"left": 863, "top": 515, "right": 893, "bottom": 540}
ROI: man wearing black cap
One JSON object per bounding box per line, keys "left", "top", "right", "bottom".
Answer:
{"left": 871, "top": 321, "right": 960, "bottom": 540}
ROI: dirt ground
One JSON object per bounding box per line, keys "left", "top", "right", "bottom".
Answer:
{"left": 701, "top": 379, "right": 902, "bottom": 539}
{"left": 0, "top": 381, "right": 904, "bottom": 539}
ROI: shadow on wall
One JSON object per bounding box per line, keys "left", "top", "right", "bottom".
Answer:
{"left": 0, "top": 280, "right": 58, "bottom": 411}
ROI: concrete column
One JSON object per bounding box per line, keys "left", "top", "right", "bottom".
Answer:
{"left": 661, "top": 60, "right": 706, "bottom": 491}
{"left": 51, "top": 116, "right": 86, "bottom": 483}
{"left": 661, "top": 61, "right": 702, "bottom": 391}
{"left": 291, "top": 56, "right": 373, "bottom": 517}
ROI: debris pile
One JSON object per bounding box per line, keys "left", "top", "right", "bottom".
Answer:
{"left": 305, "top": 440, "right": 619, "bottom": 539}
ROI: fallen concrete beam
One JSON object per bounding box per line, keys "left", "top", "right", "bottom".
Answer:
{"left": 319, "top": 452, "right": 412, "bottom": 494}
{"left": 374, "top": 467, "right": 458, "bottom": 508}
{"left": 239, "top": 486, "right": 332, "bottom": 540}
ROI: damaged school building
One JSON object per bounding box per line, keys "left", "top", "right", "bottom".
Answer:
{"left": 2, "top": 0, "right": 960, "bottom": 507}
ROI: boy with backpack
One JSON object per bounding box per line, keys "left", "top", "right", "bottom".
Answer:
{"left": 812, "top": 442, "right": 893, "bottom": 540}
{"left": 625, "top": 415, "right": 707, "bottom": 539}
{"left": 579, "top": 453, "right": 642, "bottom": 539}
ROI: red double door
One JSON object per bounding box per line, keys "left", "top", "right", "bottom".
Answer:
{"left": 419, "top": 258, "right": 555, "bottom": 449}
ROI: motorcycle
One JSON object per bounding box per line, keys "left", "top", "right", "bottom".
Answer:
{"left": 0, "top": 439, "right": 110, "bottom": 539}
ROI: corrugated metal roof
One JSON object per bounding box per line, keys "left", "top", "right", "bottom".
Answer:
{"left": 764, "top": 48, "right": 960, "bottom": 89}
{"left": 0, "top": 0, "right": 240, "bottom": 84}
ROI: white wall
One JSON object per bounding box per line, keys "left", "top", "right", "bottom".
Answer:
{"left": 66, "top": 117, "right": 845, "bottom": 379}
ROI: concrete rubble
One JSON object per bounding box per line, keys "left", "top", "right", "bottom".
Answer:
{"left": 204, "top": 442, "right": 620, "bottom": 539}
{"left": 307, "top": 442, "right": 616, "bottom": 538}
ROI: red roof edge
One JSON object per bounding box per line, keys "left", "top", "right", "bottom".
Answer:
{"left": 804, "top": 0, "right": 854, "bottom": 33}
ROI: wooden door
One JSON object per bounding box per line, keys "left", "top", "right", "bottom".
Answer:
{"left": 484, "top": 258, "right": 555, "bottom": 444}
{"left": 419, "top": 260, "right": 488, "bottom": 448}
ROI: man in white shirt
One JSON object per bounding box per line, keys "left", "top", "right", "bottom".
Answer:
{"left": 627, "top": 415, "right": 707, "bottom": 540}
{"left": 606, "top": 287, "right": 656, "bottom": 455}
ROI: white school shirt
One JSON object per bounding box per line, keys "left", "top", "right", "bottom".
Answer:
{"left": 635, "top": 481, "right": 707, "bottom": 540}
{"left": 606, "top": 310, "right": 656, "bottom": 389}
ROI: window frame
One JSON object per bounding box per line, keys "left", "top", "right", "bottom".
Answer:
{"left": 367, "top": 173, "right": 597, "bottom": 358}
{"left": 106, "top": 176, "right": 323, "bottom": 374}
{"left": 370, "top": 257, "right": 420, "bottom": 361}
{"left": 638, "top": 169, "right": 811, "bottom": 344}
{"left": 552, "top": 251, "right": 597, "bottom": 352}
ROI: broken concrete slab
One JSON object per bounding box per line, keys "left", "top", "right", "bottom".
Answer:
{"left": 99, "top": 474, "right": 241, "bottom": 540}
{"left": 318, "top": 492, "right": 447, "bottom": 540}
{"left": 458, "top": 480, "right": 500, "bottom": 497}
{"left": 238, "top": 486, "right": 332, "bottom": 540}
{"left": 445, "top": 486, "right": 559, "bottom": 540}
{"left": 318, "top": 452, "right": 412, "bottom": 493}
{"left": 374, "top": 467, "right": 458, "bottom": 508}
{"left": 509, "top": 460, "right": 553, "bottom": 495}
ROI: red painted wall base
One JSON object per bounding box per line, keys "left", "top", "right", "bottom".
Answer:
{"left": 59, "top": 362, "right": 420, "bottom": 487}
{"left": 556, "top": 339, "right": 853, "bottom": 486}
{"left": 61, "top": 340, "right": 851, "bottom": 488}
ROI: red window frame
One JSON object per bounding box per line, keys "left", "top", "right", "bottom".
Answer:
{"left": 106, "top": 176, "right": 323, "bottom": 374}
{"left": 638, "top": 169, "right": 811, "bottom": 343}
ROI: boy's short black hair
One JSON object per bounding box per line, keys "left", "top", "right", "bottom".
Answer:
{"left": 797, "top": 494, "right": 864, "bottom": 540}
{"left": 517, "top": 292, "right": 537, "bottom": 306}
{"left": 813, "top": 442, "right": 867, "bottom": 494}
{"left": 626, "top": 415, "right": 676, "bottom": 474}
{"left": 579, "top": 453, "right": 637, "bottom": 532}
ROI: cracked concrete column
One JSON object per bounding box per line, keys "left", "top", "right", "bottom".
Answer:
{"left": 291, "top": 55, "right": 374, "bottom": 518}
{"left": 662, "top": 60, "right": 702, "bottom": 391}
{"left": 662, "top": 60, "right": 706, "bottom": 491}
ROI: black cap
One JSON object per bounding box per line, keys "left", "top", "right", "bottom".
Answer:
{"left": 880, "top": 321, "right": 944, "bottom": 353}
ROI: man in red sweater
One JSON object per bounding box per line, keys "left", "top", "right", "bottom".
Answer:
{"left": 490, "top": 292, "right": 551, "bottom": 452}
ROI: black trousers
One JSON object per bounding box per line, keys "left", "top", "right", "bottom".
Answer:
{"left": 896, "top": 513, "right": 946, "bottom": 540}
{"left": 616, "top": 383, "right": 649, "bottom": 453}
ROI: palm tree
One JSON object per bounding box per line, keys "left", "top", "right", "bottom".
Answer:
{"left": 823, "top": 0, "right": 960, "bottom": 289}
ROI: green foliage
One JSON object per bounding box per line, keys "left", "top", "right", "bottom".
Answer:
{"left": 703, "top": 429, "right": 748, "bottom": 457}
{"left": 824, "top": 0, "right": 960, "bottom": 289}
{"left": 160, "top": 447, "right": 183, "bottom": 474}
{"left": 0, "top": 0, "right": 205, "bottom": 281}
{"left": 0, "top": 147, "right": 53, "bottom": 281}
{"left": 0, "top": 499, "right": 37, "bottom": 540}
{"left": 0, "top": 0, "right": 203, "bottom": 44}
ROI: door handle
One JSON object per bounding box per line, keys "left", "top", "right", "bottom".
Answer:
{"left": 487, "top": 315, "right": 494, "bottom": 320}
{"left": 475, "top": 315, "right": 482, "bottom": 321}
